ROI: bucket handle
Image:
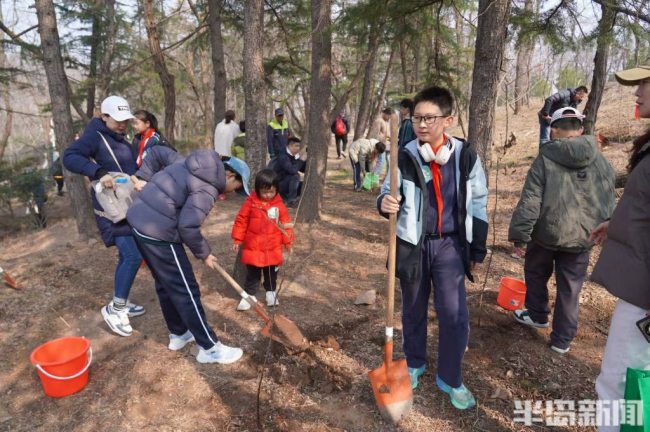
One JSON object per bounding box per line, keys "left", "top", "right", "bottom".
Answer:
{"left": 35, "top": 348, "right": 92, "bottom": 381}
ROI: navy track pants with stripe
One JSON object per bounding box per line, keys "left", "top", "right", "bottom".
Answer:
{"left": 133, "top": 235, "right": 219, "bottom": 350}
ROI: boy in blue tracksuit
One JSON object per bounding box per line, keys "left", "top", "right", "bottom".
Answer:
{"left": 377, "top": 86, "right": 488, "bottom": 410}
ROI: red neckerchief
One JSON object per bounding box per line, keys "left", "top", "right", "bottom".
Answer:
{"left": 428, "top": 134, "right": 448, "bottom": 234}
{"left": 136, "top": 128, "right": 155, "bottom": 167}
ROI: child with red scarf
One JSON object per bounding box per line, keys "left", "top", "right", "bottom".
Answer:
{"left": 377, "top": 86, "right": 488, "bottom": 410}
{"left": 132, "top": 110, "right": 175, "bottom": 167}
{"left": 231, "top": 169, "right": 294, "bottom": 310}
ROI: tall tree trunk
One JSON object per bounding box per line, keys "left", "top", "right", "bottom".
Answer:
{"left": 514, "top": 0, "right": 535, "bottom": 115}
{"left": 85, "top": 1, "right": 101, "bottom": 118}
{"left": 353, "top": 25, "right": 380, "bottom": 140}
{"left": 399, "top": 38, "right": 409, "bottom": 93}
{"left": 143, "top": 0, "right": 176, "bottom": 143}
{"left": 96, "top": 0, "right": 116, "bottom": 102}
{"left": 0, "top": 7, "right": 12, "bottom": 162}
{"left": 468, "top": 0, "right": 511, "bottom": 177}
{"left": 300, "top": 0, "right": 331, "bottom": 223}
{"left": 583, "top": 2, "right": 617, "bottom": 135}
{"left": 35, "top": 0, "right": 95, "bottom": 239}
{"left": 243, "top": 0, "right": 267, "bottom": 178}
{"left": 208, "top": 0, "right": 226, "bottom": 132}
{"left": 370, "top": 43, "right": 396, "bottom": 121}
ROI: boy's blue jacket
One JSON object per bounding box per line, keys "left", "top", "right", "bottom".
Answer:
{"left": 376, "top": 137, "right": 489, "bottom": 282}
{"left": 126, "top": 149, "right": 226, "bottom": 260}
{"left": 63, "top": 117, "right": 138, "bottom": 247}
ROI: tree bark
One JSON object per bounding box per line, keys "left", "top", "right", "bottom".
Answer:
{"left": 514, "top": 0, "right": 535, "bottom": 115}
{"left": 370, "top": 43, "right": 396, "bottom": 122}
{"left": 583, "top": 2, "right": 617, "bottom": 135}
{"left": 243, "top": 0, "right": 267, "bottom": 179}
{"left": 143, "top": 0, "right": 176, "bottom": 143}
{"left": 208, "top": 0, "right": 226, "bottom": 132}
{"left": 0, "top": 7, "right": 12, "bottom": 162}
{"left": 96, "top": 0, "right": 116, "bottom": 102}
{"left": 299, "top": 0, "right": 331, "bottom": 223}
{"left": 468, "top": 0, "right": 511, "bottom": 177}
{"left": 85, "top": 1, "right": 101, "bottom": 118}
{"left": 35, "top": 0, "right": 95, "bottom": 239}
{"left": 353, "top": 25, "right": 380, "bottom": 140}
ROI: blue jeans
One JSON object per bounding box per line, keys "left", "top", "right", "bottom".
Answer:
{"left": 539, "top": 120, "right": 550, "bottom": 147}
{"left": 114, "top": 236, "right": 142, "bottom": 301}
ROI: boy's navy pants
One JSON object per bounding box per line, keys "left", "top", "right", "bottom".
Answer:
{"left": 524, "top": 242, "right": 589, "bottom": 350}
{"left": 133, "top": 231, "right": 219, "bottom": 350}
{"left": 400, "top": 235, "right": 469, "bottom": 388}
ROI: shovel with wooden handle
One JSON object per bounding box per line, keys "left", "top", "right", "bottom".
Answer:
{"left": 368, "top": 145, "right": 413, "bottom": 423}
{"left": 212, "top": 261, "right": 307, "bottom": 351}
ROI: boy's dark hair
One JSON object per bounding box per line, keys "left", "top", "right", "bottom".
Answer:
{"left": 225, "top": 110, "right": 236, "bottom": 124}
{"left": 133, "top": 110, "right": 158, "bottom": 130}
{"left": 239, "top": 120, "right": 245, "bottom": 133}
{"left": 288, "top": 136, "right": 301, "bottom": 145}
{"left": 413, "top": 86, "right": 454, "bottom": 116}
{"left": 551, "top": 118, "right": 583, "bottom": 131}
{"left": 224, "top": 165, "right": 242, "bottom": 183}
{"left": 254, "top": 169, "right": 279, "bottom": 196}
{"left": 400, "top": 98, "right": 414, "bottom": 114}
{"left": 382, "top": 107, "right": 394, "bottom": 115}
{"left": 575, "top": 85, "right": 589, "bottom": 93}
{"left": 374, "top": 142, "right": 386, "bottom": 154}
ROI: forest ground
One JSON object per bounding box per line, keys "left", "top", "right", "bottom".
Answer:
{"left": 0, "top": 86, "right": 646, "bottom": 431}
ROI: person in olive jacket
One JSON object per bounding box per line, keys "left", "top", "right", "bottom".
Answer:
{"left": 508, "top": 107, "right": 615, "bottom": 355}
{"left": 591, "top": 64, "right": 650, "bottom": 432}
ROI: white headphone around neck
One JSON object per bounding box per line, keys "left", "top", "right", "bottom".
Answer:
{"left": 417, "top": 139, "right": 455, "bottom": 165}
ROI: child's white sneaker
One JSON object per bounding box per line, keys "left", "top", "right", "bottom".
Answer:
{"left": 101, "top": 303, "right": 132, "bottom": 337}
{"left": 196, "top": 342, "right": 243, "bottom": 364}
{"left": 168, "top": 330, "right": 195, "bottom": 351}
{"left": 266, "top": 291, "right": 279, "bottom": 307}
{"left": 236, "top": 298, "right": 251, "bottom": 311}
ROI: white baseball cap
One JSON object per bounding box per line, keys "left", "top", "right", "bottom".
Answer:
{"left": 550, "top": 107, "right": 585, "bottom": 126}
{"left": 100, "top": 96, "right": 134, "bottom": 121}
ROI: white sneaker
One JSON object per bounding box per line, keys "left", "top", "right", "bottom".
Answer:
{"left": 168, "top": 330, "right": 195, "bottom": 350}
{"left": 236, "top": 298, "right": 251, "bottom": 311}
{"left": 266, "top": 291, "right": 279, "bottom": 307}
{"left": 101, "top": 303, "right": 132, "bottom": 337}
{"left": 196, "top": 342, "right": 243, "bottom": 364}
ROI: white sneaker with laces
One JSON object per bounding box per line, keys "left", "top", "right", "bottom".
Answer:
{"left": 168, "top": 330, "right": 195, "bottom": 351}
{"left": 101, "top": 303, "right": 132, "bottom": 337}
{"left": 196, "top": 342, "right": 243, "bottom": 364}
{"left": 236, "top": 298, "right": 252, "bottom": 311}
{"left": 266, "top": 291, "right": 279, "bottom": 307}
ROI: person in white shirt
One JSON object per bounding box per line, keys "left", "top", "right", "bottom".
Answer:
{"left": 214, "top": 110, "right": 240, "bottom": 157}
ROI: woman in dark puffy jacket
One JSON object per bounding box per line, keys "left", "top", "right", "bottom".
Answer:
{"left": 63, "top": 96, "right": 145, "bottom": 338}
{"left": 591, "top": 64, "right": 650, "bottom": 432}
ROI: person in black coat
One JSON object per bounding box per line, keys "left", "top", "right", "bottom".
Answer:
{"left": 538, "top": 86, "right": 588, "bottom": 146}
{"left": 330, "top": 111, "right": 350, "bottom": 159}
{"left": 273, "top": 137, "right": 306, "bottom": 207}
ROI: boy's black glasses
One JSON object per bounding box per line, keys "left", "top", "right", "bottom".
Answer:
{"left": 412, "top": 115, "right": 448, "bottom": 125}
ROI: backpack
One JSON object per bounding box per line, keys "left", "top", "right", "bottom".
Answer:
{"left": 335, "top": 117, "right": 346, "bottom": 136}
{"left": 90, "top": 132, "right": 137, "bottom": 223}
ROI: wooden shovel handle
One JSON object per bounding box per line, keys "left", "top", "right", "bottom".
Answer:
{"left": 211, "top": 261, "right": 271, "bottom": 322}
{"left": 386, "top": 144, "right": 399, "bottom": 340}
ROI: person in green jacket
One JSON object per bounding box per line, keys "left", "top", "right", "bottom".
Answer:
{"left": 508, "top": 107, "right": 616, "bottom": 354}
{"left": 231, "top": 120, "right": 246, "bottom": 160}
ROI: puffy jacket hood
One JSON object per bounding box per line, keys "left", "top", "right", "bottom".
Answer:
{"left": 541, "top": 135, "right": 598, "bottom": 169}
{"left": 184, "top": 149, "right": 226, "bottom": 192}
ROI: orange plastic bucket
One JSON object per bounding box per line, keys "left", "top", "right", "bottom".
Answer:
{"left": 497, "top": 277, "right": 527, "bottom": 311}
{"left": 30, "top": 336, "right": 92, "bottom": 398}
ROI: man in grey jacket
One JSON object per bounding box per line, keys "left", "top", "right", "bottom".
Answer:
{"left": 538, "top": 86, "right": 588, "bottom": 146}
{"left": 509, "top": 107, "right": 615, "bottom": 354}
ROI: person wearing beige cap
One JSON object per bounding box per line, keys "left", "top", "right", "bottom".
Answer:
{"left": 63, "top": 95, "right": 147, "bottom": 338}
{"left": 590, "top": 64, "right": 650, "bottom": 431}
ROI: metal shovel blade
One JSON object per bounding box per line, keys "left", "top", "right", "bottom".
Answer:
{"left": 259, "top": 311, "right": 308, "bottom": 350}
{"left": 368, "top": 354, "right": 413, "bottom": 423}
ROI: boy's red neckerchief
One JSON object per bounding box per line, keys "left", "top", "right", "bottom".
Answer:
{"left": 428, "top": 134, "right": 448, "bottom": 235}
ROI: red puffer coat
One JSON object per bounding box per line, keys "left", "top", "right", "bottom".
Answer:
{"left": 232, "top": 192, "right": 293, "bottom": 267}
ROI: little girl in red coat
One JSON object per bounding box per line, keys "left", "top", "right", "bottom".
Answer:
{"left": 232, "top": 169, "right": 294, "bottom": 310}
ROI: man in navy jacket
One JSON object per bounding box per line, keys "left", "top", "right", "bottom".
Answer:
{"left": 273, "top": 137, "right": 306, "bottom": 207}
{"left": 538, "top": 86, "right": 588, "bottom": 146}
